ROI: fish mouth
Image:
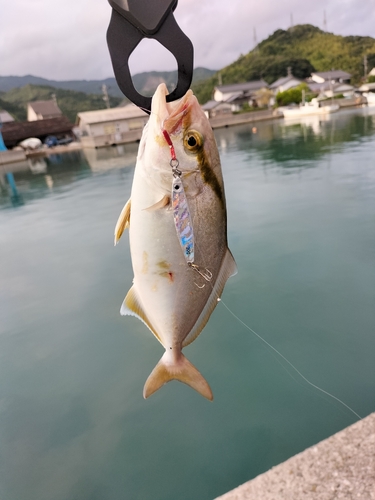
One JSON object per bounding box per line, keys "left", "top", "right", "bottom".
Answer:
{"left": 151, "top": 83, "right": 196, "bottom": 135}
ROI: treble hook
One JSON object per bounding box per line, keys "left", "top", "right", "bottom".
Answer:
{"left": 188, "top": 262, "right": 212, "bottom": 282}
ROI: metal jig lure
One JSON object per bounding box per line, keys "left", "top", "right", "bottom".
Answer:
{"left": 162, "top": 129, "right": 212, "bottom": 286}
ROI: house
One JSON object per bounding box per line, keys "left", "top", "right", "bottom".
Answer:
{"left": 269, "top": 75, "right": 302, "bottom": 94}
{"left": 310, "top": 70, "right": 351, "bottom": 84}
{"left": 201, "top": 100, "right": 232, "bottom": 119}
{"left": 27, "top": 100, "right": 63, "bottom": 121}
{"left": 308, "top": 81, "right": 355, "bottom": 98}
{"left": 76, "top": 104, "right": 148, "bottom": 148}
{"left": 1, "top": 117, "right": 75, "bottom": 148}
{"left": 0, "top": 110, "right": 15, "bottom": 123}
{"left": 358, "top": 82, "right": 375, "bottom": 93}
{"left": 369, "top": 68, "right": 375, "bottom": 77}
{"left": 213, "top": 81, "right": 269, "bottom": 111}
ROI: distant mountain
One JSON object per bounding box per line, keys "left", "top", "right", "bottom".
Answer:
{"left": 0, "top": 68, "right": 216, "bottom": 98}
{"left": 192, "top": 24, "right": 375, "bottom": 104}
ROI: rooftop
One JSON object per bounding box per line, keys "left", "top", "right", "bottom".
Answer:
{"left": 311, "top": 70, "right": 352, "bottom": 81}
{"left": 269, "top": 75, "right": 302, "bottom": 89}
{"left": 76, "top": 104, "right": 147, "bottom": 125}
{"left": 215, "top": 81, "right": 268, "bottom": 94}
{"left": 0, "top": 110, "right": 15, "bottom": 123}
{"left": 308, "top": 82, "right": 354, "bottom": 92}
{"left": 28, "top": 100, "right": 62, "bottom": 117}
{"left": 2, "top": 116, "right": 74, "bottom": 148}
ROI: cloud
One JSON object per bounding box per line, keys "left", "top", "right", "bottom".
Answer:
{"left": 1, "top": 0, "right": 374, "bottom": 80}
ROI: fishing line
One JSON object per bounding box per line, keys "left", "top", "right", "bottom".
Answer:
{"left": 217, "top": 296, "right": 362, "bottom": 421}
{"left": 193, "top": 237, "right": 362, "bottom": 421}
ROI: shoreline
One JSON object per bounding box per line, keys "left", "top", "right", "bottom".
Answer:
{"left": 0, "top": 97, "right": 368, "bottom": 167}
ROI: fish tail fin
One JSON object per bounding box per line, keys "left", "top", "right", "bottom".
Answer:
{"left": 143, "top": 352, "right": 213, "bottom": 401}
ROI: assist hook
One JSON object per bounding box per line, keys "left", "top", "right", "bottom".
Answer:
{"left": 106, "top": 0, "right": 194, "bottom": 113}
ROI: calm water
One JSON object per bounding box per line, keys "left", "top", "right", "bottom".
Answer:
{"left": 1, "top": 108, "right": 374, "bottom": 500}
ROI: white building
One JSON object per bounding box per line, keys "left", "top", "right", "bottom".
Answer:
{"left": 201, "top": 100, "right": 232, "bottom": 119}
{"left": 269, "top": 75, "right": 302, "bottom": 94}
{"left": 76, "top": 104, "right": 148, "bottom": 148}
{"left": 310, "top": 70, "right": 351, "bottom": 84}
{"left": 213, "top": 81, "right": 268, "bottom": 103}
{"left": 308, "top": 81, "right": 354, "bottom": 98}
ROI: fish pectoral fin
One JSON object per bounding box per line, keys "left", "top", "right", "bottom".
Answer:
{"left": 143, "top": 194, "right": 170, "bottom": 212}
{"left": 114, "top": 198, "right": 131, "bottom": 245}
{"left": 143, "top": 351, "right": 213, "bottom": 401}
{"left": 120, "top": 285, "right": 162, "bottom": 344}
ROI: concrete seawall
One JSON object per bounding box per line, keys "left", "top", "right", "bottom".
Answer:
{"left": 216, "top": 412, "right": 375, "bottom": 500}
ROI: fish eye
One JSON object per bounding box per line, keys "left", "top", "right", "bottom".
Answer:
{"left": 183, "top": 130, "right": 203, "bottom": 153}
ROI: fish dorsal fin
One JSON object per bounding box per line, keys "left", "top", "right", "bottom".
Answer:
{"left": 120, "top": 286, "right": 162, "bottom": 344}
{"left": 114, "top": 198, "right": 131, "bottom": 245}
{"left": 182, "top": 249, "right": 237, "bottom": 348}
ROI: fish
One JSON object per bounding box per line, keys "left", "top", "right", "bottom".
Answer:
{"left": 114, "top": 83, "right": 237, "bottom": 400}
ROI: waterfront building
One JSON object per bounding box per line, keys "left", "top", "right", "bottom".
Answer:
{"left": 76, "top": 104, "right": 148, "bottom": 148}
{"left": 213, "top": 81, "right": 269, "bottom": 111}
{"left": 1, "top": 117, "right": 75, "bottom": 149}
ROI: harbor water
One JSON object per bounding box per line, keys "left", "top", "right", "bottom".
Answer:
{"left": 0, "top": 107, "right": 374, "bottom": 500}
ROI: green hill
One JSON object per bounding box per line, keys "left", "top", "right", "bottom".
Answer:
{"left": 193, "top": 24, "right": 375, "bottom": 104}
{"left": 0, "top": 84, "right": 122, "bottom": 122}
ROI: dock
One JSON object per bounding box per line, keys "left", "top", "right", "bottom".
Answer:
{"left": 215, "top": 412, "right": 375, "bottom": 500}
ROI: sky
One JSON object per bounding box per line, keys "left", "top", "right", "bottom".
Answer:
{"left": 1, "top": 0, "right": 375, "bottom": 81}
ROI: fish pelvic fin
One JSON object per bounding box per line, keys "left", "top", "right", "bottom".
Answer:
{"left": 143, "top": 351, "right": 213, "bottom": 401}
{"left": 121, "top": 285, "right": 162, "bottom": 344}
{"left": 114, "top": 198, "right": 131, "bottom": 245}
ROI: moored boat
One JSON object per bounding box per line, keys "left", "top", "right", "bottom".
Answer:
{"left": 282, "top": 98, "right": 339, "bottom": 119}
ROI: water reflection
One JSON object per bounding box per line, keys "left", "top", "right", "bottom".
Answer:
{"left": 1, "top": 108, "right": 374, "bottom": 210}
{"left": 215, "top": 106, "right": 375, "bottom": 168}
{"left": 0, "top": 146, "right": 138, "bottom": 209}
{"left": 83, "top": 144, "right": 138, "bottom": 172}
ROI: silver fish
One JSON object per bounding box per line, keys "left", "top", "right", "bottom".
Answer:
{"left": 115, "top": 83, "right": 237, "bottom": 400}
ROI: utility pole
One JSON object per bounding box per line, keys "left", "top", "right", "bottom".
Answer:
{"left": 102, "top": 84, "right": 110, "bottom": 109}
{"left": 290, "top": 13, "right": 294, "bottom": 28}
{"left": 364, "top": 54, "right": 368, "bottom": 79}
{"left": 323, "top": 10, "right": 327, "bottom": 31}
{"left": 253, "top": 27, "right": 258, "bottom": 52}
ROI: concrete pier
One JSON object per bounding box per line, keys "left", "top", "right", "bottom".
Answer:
{"left": 216, "top": 412, "right": 375, "bottom": 500}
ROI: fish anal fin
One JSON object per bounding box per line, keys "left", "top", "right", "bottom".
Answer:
{"left": 120, "top": 286, "right": 162, "bottom": 344}
{"left": 144, "top": 194, "right": 170, "bottom": 212}
{"left": 143, "top": 351, "right": 213, "bottom": 401}
{"left": 114, "top": 198, "right": 131, "bottom": 245}
{"left": 182, "top": 248, "right": 237, "bottom": 348}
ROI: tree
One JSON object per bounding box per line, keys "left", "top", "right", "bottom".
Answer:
{"left": 276, "top": 83, "right": 310, "bottom": 106}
